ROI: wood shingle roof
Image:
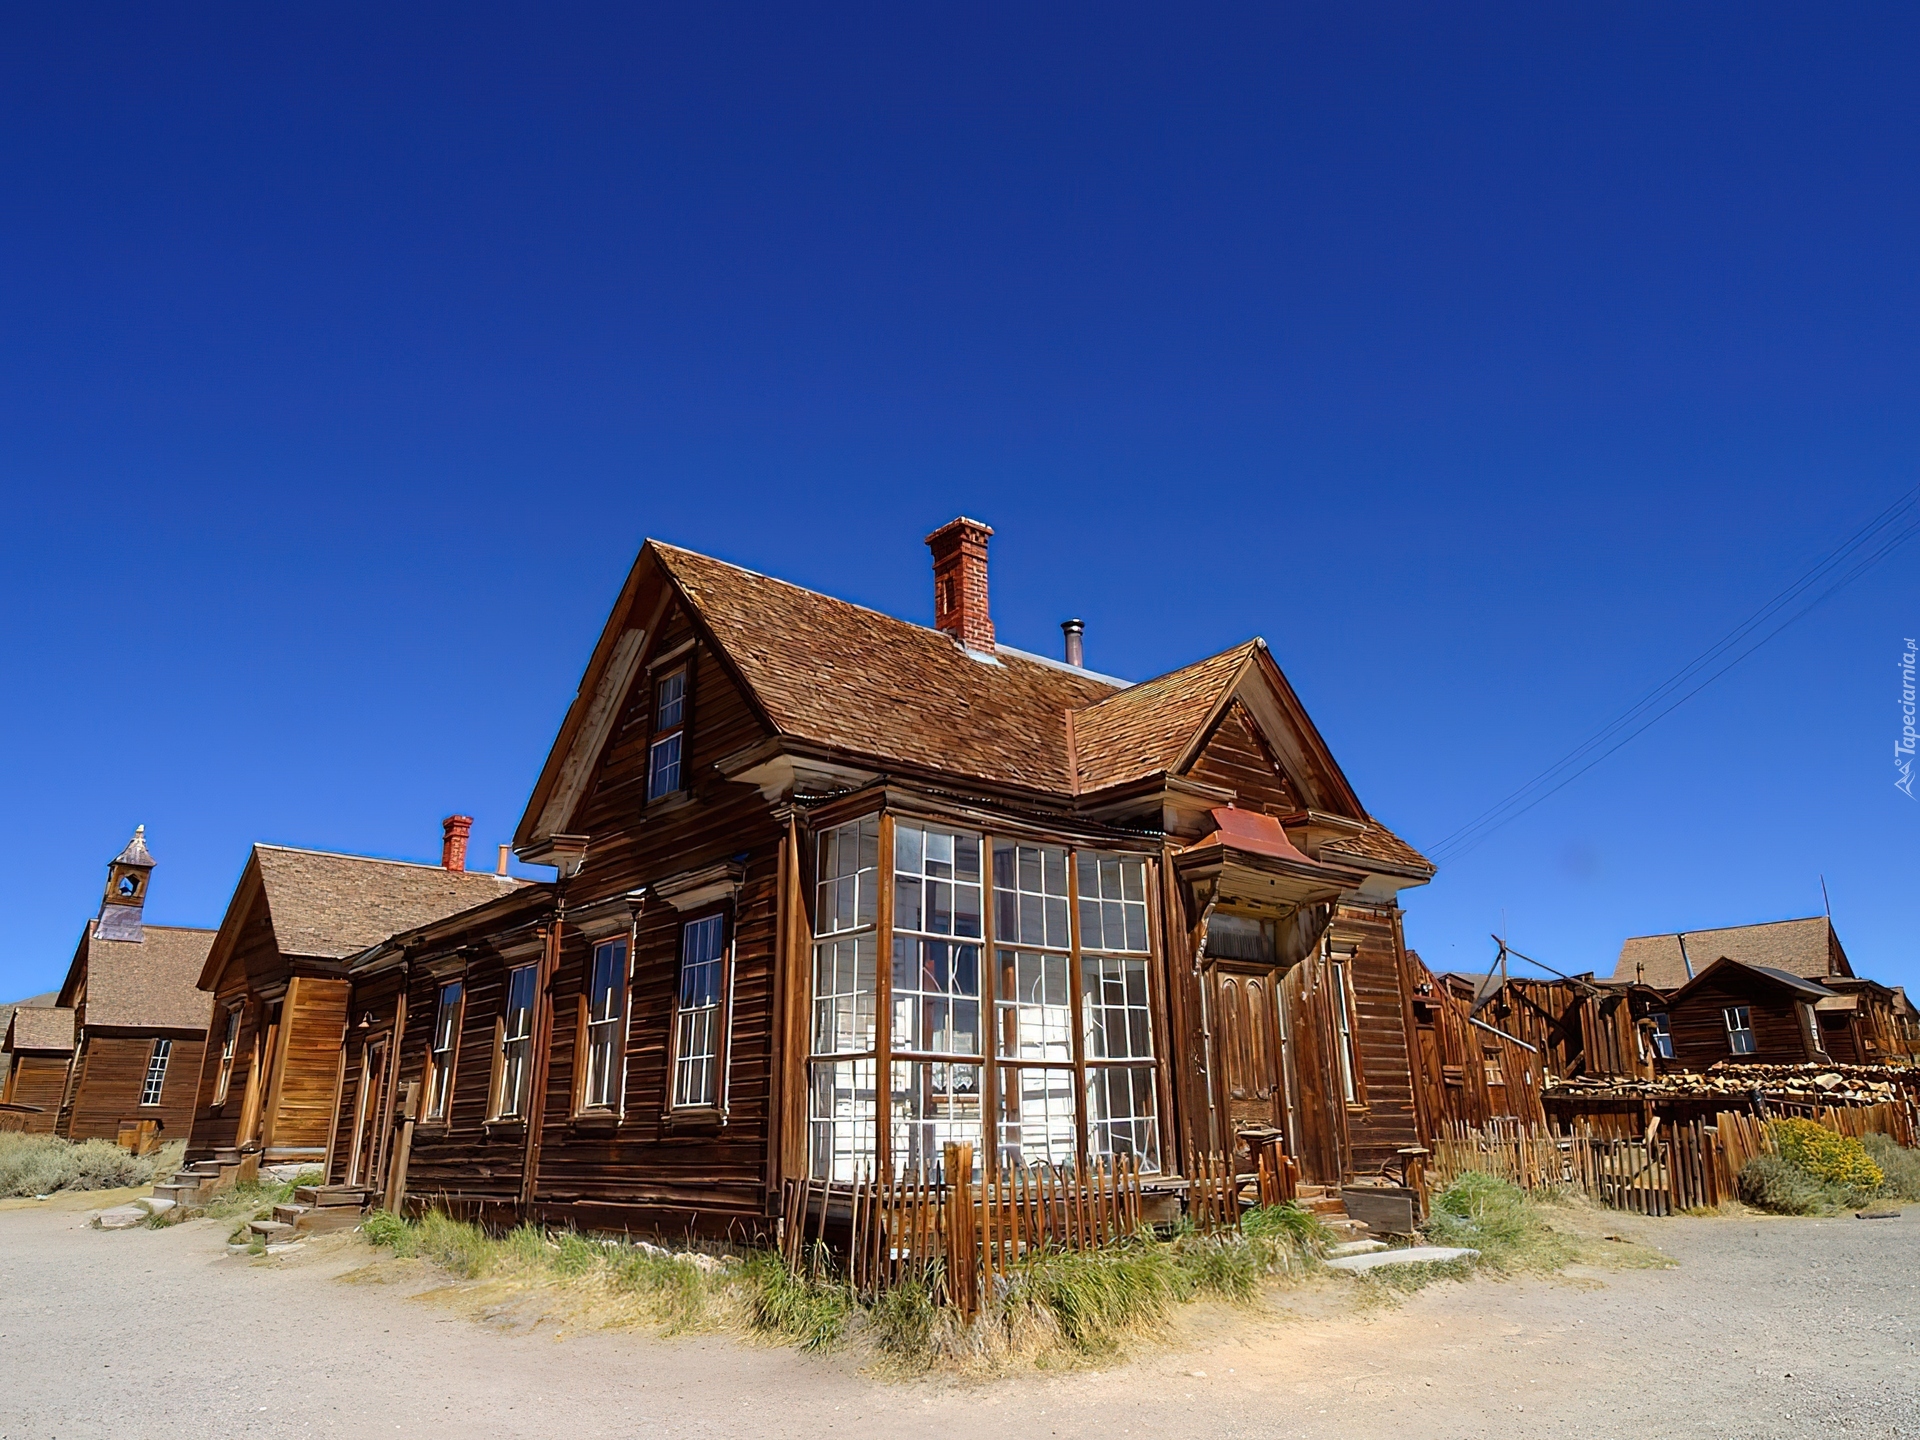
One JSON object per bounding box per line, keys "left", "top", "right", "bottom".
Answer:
{"left": 1612, "top": 916, "right": 1846, "bottom": 992}
{"left": 252, "top": 845, "right": 527, "bottom": 961}
{"left": 64, "top": 924, "right": 217, "bottom": 1032}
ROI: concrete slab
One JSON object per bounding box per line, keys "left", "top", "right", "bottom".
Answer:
{"left": 1325, "top": 1245, "right": 1479, "bottom": 1272}
{"left": 1327, "top": 1239, "right": 1388, "bottom": 1258}
{"left": 93, "top": 1206, "right": 149, "bottom": 1230}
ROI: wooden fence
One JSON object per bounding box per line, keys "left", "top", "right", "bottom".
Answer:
{"left": 1427, "top": 1100, "right": 1913, "bottom": 1217}
{"left": 780, "top": 1143, "right": 1254, "bottom": 1317}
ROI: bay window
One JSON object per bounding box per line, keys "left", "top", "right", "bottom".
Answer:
{"left": 807, "top": 812, "right": 1162, "bottom": 1182}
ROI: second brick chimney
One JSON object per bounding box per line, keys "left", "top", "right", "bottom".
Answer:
{"left": 441, "top": 815, "right": 473, "bottom": 872}
{"left": 926, "top": 517, "right": 995, "bottom": 653}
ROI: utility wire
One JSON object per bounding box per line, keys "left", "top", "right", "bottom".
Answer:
{"left": 1427, "top": 487, "right": 1920, "bottom": 865}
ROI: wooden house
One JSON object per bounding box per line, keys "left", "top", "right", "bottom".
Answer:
{"left": 0, "top": 1006, "right": 76, "bottom": 1133}
{"left": 328, "top": 519, "right": 1443, "bottom": 1237}
{"left": 50, "top": 829, "right": 217, "bottom": 1142}
{"left": 1611, "top": 916, "right": 1920, "bottom": 1067}
{"left": 1653, "top": 956, "right": 1841, "bottom": 1069}
{"left": 183, "top": 821, "right": 524, "bottom": 1166}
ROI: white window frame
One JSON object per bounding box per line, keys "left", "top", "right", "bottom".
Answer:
{"left": 140, "top": 1038, "right": 171, "bottom": 1107}
{"left": 647, "top": 666, "right": 688, "bottom": 801}
{"left": 496, "top": 964, "right": 538, "bottom": 1119}
{"left": 1649, "top": 1012, "right": 1674, "bottom": 1060}
{"left": 1331, "top": 960, "right": 1360, "bottom": 1104}
{"left": 1724, "top": 1004, "right": 1757, "bottom": 1056}
{"left": 426, "top": 981, "right": 464, "bottom": 1121}
{"left": 671, "top": 914, "right": 728, "bottom": 1110}
{"left": 1077, "top": 850, "right": 1159, "bottom": 1172}
{"left": 211, "top": 1008, "right": 242, "bottom": 1105}
{"left": 584, "top": 939, "right": 629, "bottom": 1112}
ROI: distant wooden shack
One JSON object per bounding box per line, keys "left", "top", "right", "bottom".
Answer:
{"left": 185, "top": 827, "right": 523, "bottom": 1167}
{"left": 1614, "top": 918, "right": 1920, "bottom": 1069}
{"left": 50, "top": 829, "right": 216, "bottom": 1142}
{"left": 323, "top": 521, "right": 1442, "bottom": 1237}
{"left": 0, "top": 1006, "right": 76, "bottom": 1133}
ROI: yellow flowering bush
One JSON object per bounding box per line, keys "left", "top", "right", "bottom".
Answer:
{"left": 1767, "top": 1119, "right": 1884, "bottom": 1191}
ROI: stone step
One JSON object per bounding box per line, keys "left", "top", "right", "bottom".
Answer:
{"left": 136, "top": 1197, "right": 177, "bottom": 1217}
{"left": 1327, "top": 1239, "right": 1388, "bottom": 1258}
{"left": 1326, "top": 1245, "right": 1478, "bottom": 1274}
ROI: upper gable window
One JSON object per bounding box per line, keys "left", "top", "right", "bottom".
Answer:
{"left": 648, "top": 666, "right": 688, "bottom": 801}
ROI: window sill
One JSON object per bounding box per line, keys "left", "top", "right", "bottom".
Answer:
{"left": 482, "top": 1118, "right": 528, "bottom": 1136}
{"left": 570, "top": 1111, "right": 621, "bottom": 1134}
{"left": 645, "top": 791, "right": 695, "bottom": 817}
{"left": 662, "top": 1106, "right": 728, "bottom": 1131}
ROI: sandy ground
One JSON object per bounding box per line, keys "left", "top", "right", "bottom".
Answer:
{"left": 1, "top": 1195, "right": 1915, "bottom": 1440}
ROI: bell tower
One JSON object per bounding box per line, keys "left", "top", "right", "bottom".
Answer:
{"left": 97, "top": 825, "right": 156, "bottom": 942}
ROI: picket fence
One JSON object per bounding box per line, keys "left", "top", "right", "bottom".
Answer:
{"left": 779, "top": 1143, "right": 1256, "bottom": 1317}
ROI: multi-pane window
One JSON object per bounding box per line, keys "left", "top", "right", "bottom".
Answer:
{"left": 647, "top": 667, "right": 687, "bottom": 800}
{"left": 426, "top": 981, "right": 463, "bottom": 1120}
{"left": 140, "top": 1038, "right": 171, "bottom": 1106}
{"left": 892, "top": 824, "right": 984, "bottom": 1178}
{"left": 673, "top": 917, "right": 726, "bottom": 1108}
{"left": 993, "top": 840, "right": 1075, "bottom": 1168}
{"left": 1079, "top": 852, "right": 1158, "bottom": 1169}
{"left": 808, "top": 814, "right": 1163, "bottom": 1181}
{"left": 583, "top": 941, "right": 627, "bottom": 1110}
{"left": 497, "top": 964, "right": 538, "bottom": 1118}
{"left": 809, "top": 816, "right": 879, "bottom": 1180}
{"left": 212, "top": 1008, "right": 242, "bottom": 1104}
{"left": 1724, "top": 1005, "right": 1756, "bottom": 1055}
{"left": 1649, "top": 1013, "right": 1674, "bottom": 1060}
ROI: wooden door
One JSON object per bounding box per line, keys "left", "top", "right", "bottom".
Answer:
{"left": 347, "top": 1036, "right": 391, "bottom": 1189}
{"left": 1212, "top": 966, "right": 1284, "bottom": 1136}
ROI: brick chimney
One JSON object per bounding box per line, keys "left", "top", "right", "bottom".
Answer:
{"left": 441, "top": 815, "right": 473, "bottom": 872}
{"left": 926, "top": 517, "right": 995, "bottom": 653}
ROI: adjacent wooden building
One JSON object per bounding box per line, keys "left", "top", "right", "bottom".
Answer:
{"left": 1612, "top": 917, "right": 1920, "bottom": 1068}
{"left": 50, "top": 829, "right": 216, "bottom": 1142}
{"left": 326, "top": 520, "right": 1443, "bottom": 1236}
{"left": 185, "top": 823, "right": 523, "bottom": 1166}
{"left": 0, "top": 1005, "right": 76, "bottom": 1133}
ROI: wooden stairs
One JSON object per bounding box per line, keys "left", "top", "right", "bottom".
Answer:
{"left": 255, "top": 1185, "right": 374, "bottom": 1243}
{"left": 1293, "top": 1183, "right": 1373, "bottom": 1243}
{"left": 151, "top": 1148, "right": 255, "bottom": 1211}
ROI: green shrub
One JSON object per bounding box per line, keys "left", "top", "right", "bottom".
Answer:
{"left": 1768, "top": 1119, "right": 1884, "bottom": 1191}
{"left": 0, "top": 1134, "right": 181, "bottom": 1198}
{"left": 1861, "top": 1134, "right": 1920, "bottom": 1202}
{"left": 1739, "top": 1154, "right": 1839, "bottom": 1215}
{"left": 741, "top": 1251, "right": 851, "bottom": 1349}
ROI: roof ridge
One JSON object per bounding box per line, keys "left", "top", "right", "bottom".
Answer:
{"left": 654, "top": 540, "right": 1132, "bottom": 685}
{"left": 1622, "top": 915, "right": 1827, "bottom": 942}
{"left": 1070, "top": 637, "right": 1262, "bottom": 713}
{"left": 253, "top": 842, "right": 517, "bottom": 875}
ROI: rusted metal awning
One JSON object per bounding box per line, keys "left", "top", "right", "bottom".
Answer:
{"left": 1173, "top": 808, "right": 1365, "bottom": 914}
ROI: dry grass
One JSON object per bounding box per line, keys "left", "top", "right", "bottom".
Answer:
{"left": 355, "top": 1201, "right": 1336, "bottom": 1373}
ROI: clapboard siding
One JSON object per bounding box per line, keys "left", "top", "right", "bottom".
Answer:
{"left": 64, "top": 1033, "right": 205, "bottom": 1142}
{"left": 4, "top": 1056, "right": 70, "bottom": 1131}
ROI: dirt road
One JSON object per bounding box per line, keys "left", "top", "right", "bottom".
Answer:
{"left": 1, "top": 1195, "right": 1914, "bottom": 1440}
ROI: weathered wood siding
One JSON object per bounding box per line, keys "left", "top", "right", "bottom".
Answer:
{"left": 3, "top": 1056, "right": 70, "bottom": 1131}
{"left": 260, "top": 977, "right": 350, "bottom": 1159}
{"left": 1186, "top": 702, "right": 1299, "bottom": 812}
{"left": 186, "top": 951, "right": 264, "bottom": 1160}
{"left": 62, "top": 1034, "right": 206, "bottom": 1142}
{"left": 1335, "top": 904, "right": 1420, "bottom": 1177}
{"left": 1665, "top": 971, "right": 1813, "bottom": 1070}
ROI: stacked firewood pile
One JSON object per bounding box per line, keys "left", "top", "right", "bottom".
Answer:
{"left": 1547, "top": 1061, "right": 1917, "bottom": 1106}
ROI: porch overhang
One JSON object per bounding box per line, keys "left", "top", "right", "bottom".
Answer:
{"left": 1173, "top": 808, "right": 1366, "bottom": 914}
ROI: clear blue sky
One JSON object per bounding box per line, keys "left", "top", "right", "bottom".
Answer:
{"left": 3, "top": 6, "right": 1916, "bottom": 1001}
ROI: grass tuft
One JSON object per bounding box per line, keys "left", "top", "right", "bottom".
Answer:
{"left": 1419, "top": 1171, "right": 1579, "bottom": 1275}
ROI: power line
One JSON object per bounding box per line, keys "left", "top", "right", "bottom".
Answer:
{"left": 1427, "top": 487, "right": 1920, "bottom": 865}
